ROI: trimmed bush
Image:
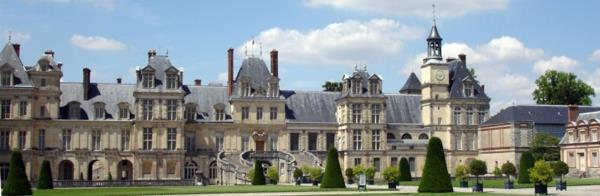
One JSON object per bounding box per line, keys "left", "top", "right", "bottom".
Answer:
{"left": 345, "top": 168, "right": 354, "bottom": 183}
{"left": 518, "top": 152, "right": 535, "bottom": 183}
{"left": 469, "top": 159, "right": 487, "bottom": 184}
{"left": 493, "top": 166, "right": 502, "bottom": 177}
{"left": 320, "top": 147, "right": 345, "bottom": 188}
{"left": 251, "top": 160, "right": 266, "bottom": 185}
{"left": 418, "top": 137, "right": 453, "bottom": 193}
{"left": 37, "top": 160, "right": 53, "bottom": 189}
{"left": 108, "top": 172, "right": 113, "bottom": 181}
{"left": 551, "top": 161, "right": 569, "bottom": 182}
{"left": 529, "top": 160, "right": 553, "bottom": 184}
{"left": 399, "top": 157, "right": 412, "bottom": 181}
{"left": 266, "top": 167, "right": 279, "bottom": 184}
{"left": 382, "top": 166, "right": 400, "bottom": 182}
{"left": 308, "top": 166, "right": 322, "bottom": 182}
{"left": 293, "top": 168, "right": 303, "bottom": 180}
{"left": 3, "top": 150, "right": 32, "bottom": 195}
{"left": 501, "top": 161, "right": 517, "bottom": 183}
{"left": 454, "top": 164, "right": 470, "bottom": 182}
{"left": 247, "top": 168, "right": 255, "bottom": 181}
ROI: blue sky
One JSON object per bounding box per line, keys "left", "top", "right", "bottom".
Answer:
{"left": 2, "top": 0, "right": 600, "bottom": 113}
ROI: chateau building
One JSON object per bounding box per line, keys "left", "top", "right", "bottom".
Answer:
{"left": 0, "top": 23, "right": 493, "bottom": 185}
{"left": 561, "top": 109, "right": 600, "bottom": 177}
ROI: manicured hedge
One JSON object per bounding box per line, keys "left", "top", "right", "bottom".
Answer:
{"left": 418, "top": 137, "right": 453, "bottom": 193}
{"left": 399, "top": 157, "right": 412, "bottom": 181}
{"left": 251, "top": 160, "right": 266, "bottom": 185}
{"left": 3, "top": 150, "right": 32, "bottom": 195}
{"left": 37, "top": 160, "right": 54, "bottom": 189}
{"left": 518, "top": 152, "right": 535, "bottom": 183}
{"left": 320, "top": 147, "right": 345, "bottom": 188}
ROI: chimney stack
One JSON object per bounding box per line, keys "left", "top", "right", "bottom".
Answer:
{"left": 117, "top": 78, "right": 122, "bottom": 84}
{"left": 44, "top": 50, "right": 55, "bottom": 58}
{"left": 458, "top": 53, "right": 466, "bottom": 65}
{"left": 227, "top": 48, "right": 234, "bottom": 96}
{"left": 83, "top": 68, "right": 91, "bottom": 100}
{"left": 12, "top": 43, "right": 20, "bottom": 57}
{"left": 270, "top": 49, "right": 279, "bottom": 77}
{"left": 194, "top": 79, "right": 202, "bottom": 86}
{"left": 567, "top": 105, "right": 579, "bottom": 122}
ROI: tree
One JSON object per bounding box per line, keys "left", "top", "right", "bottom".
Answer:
{"left": 418, "top": 137, "right": 453, "bottom": 193}
{"left": 454, "top": 164, "right": 470, "bottom": 182}
{"left": 322, "top": 81, "right": 343, "bottom": 92}
{"left": 345, "top": 168, "right": 354, "bottom": 182}
{"left": 551, "top": 161, "right": 569, "bottom": 183}
{"left": 399, "top": 157, "right": 412, "bottom": 181}
{"left": 266, "top": 167, "right": 279, "bottom": 184}
{"left": 382, "top": 166, "right": 400, "bottom": 183}
{"left": 37, "top": 160, "right": 53, "bottom": 189}
{"left": 352, "top": 165, "right": 375, "bottom": 181}
{"left": 308, "top": 167, "right": 322, "bottom": 182}
{"left": 493, "top": 166, "right": 502, "bottom": 177}
{"left": 247, "top": 168, "right": 255, "bottom": 181}
{"left": 251, "top": 160, "right": 266, "bottom": 185}
{"left": 531, "top": 133, "right": 560, "bottom": 161}
{"left": 501, "top": 162, "right": 517, "bottom": 183}
{"left": 320, "top": 147, "right": 345, "bottom": 188}
{"left": 3, "top": 150, "right": 32, "bottom": 195}
{"left": 293, "top": 168, "right": 303, "bottom": 180}
{"left": 469, "top": 160, "right": 487, "bottom": 184}
{"left": 532, "top": 70, "right": 595, "bottom": 105}
{"left": 529, "top": 160, "right": 554, "bottom": 185}
{"left": 518, "top": 152, "right": 535, "bottom": 183}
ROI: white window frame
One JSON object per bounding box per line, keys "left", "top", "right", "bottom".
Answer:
{"left": 241, "top": 107, "right": 249, "bottom": 120}
{"left": 166, "top": 73, "right": 177, "bottom": 89}
{"left": 352, "top": 104, "right": 361, "bottom": 123}
{"left": 91, "top": 130, "right": 101, "bottom": 151}
{"left": 372, "top": 129, "right": 381, "bottom": 150}
{"left": 371, "top": 104, "right": 380, "bottom": 124}
{"left": 353, "top": 129, "right": 362, "bottom": 151}
{"left": 62, "top": 129, "right": 72, "bottom": 151}
{"left": 142, "top": 99, "right": 153, "bottom": 120}
{"left": 166, "top": 100, "right": 177, "bottom": 120}
{"left": 121, "top": 129, "right": 130, "bottom": 151}
{"left": 1, "top": 100, "right": 10, "bottom": 119}
{"left": 143, "top": 128, "right": 153, "bottom": 150}
{"left": 167, "top": 128, "right": 177, "bottom": 150}
{"left": 142, "top": 72, "right": 154, "bottom": 88}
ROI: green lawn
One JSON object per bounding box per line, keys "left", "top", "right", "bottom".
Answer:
{"left": 313, "top": 193, "right": 510, "bottom": 196}
{"left": 394, "top": 177, "right": 600, "bottom": 189}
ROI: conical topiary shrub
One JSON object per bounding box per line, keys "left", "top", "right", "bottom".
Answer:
{"left": 3, "top": 150, "right": 33, "bottom": 195}
{"left": 399, "top": 157, "right": 412, "bottom": 181}
{"left": 320, "top": 147, "right": 345, "bottom": 188}
{"left": 518, "top": 152, "right": 535, "bottom": 183}
{"left": 418, "top": 137, "right": 453, "bottom": 193}
{"left": 37, "top": 160, "right": 53, "bottom": 189}
{"left": 251, "top": 160, "right": 266, "bottom": 185}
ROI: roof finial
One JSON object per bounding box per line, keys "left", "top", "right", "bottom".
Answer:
{"left": 8, "top": 31, "right": 12, "bottom": 42}
{"left": 432, "top": 4, "right": 437, "bottom": 25}
{"left": 259, "top": 42, "right": 263, "bottom": 57}
{"left": 166, "top": 49, "right": 169, "bottom": 56}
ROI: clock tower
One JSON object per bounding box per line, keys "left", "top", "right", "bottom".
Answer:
{"left": 421, "top": 23, "right": 450, "bottom": 127}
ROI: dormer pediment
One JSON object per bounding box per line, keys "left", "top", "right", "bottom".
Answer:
{"left": 369, "top": 74, "right": 382, "bottom": 81}
{"left": 141, "top": 66, "right": 155, "bottom": 72}
{"left": 0, "top": 63, "right": 14, "bottom": 71}
{"left": 165, "top": 66, "right": 179, "bottom": 73}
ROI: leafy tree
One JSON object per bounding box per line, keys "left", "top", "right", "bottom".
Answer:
{"left": 300, "top": 165, "right": 312, "bottom": 176}
{"left": 37, "top": 160, "right": 53, "bottom": 189}
{"left": 399, "top": 157, "right": 412, "bottom": 181}
{"left": 454, "top": 164, "right": 470, "bottom": 182}
{"left": 532, "top": 70, "right": 595, "bottom": 105}
{"left": 345, "top": 168, "right": 354, "bottom": 181}
{"left": 247, "top": 168, "right": 255, "bottom": 181}
{"left": 251, "top": 160, "right": 266, "bottom": 185}
{"left": 529, "top": 160, "right": 554, "bottom": 185}
{"left": 531, "top": 133, "right": 560, "bottom": 161}
{"left": 501, "top": 162, "right": 517, "bottom": 183}
{"left": 382, "top": 166, "right": 400, "bottom": 182}
{"left": 308, "top": 167, "right": 322, "bottom": 182}
{"left": 266, "top": 167, "right": 279, "bottom": 184}
{"left": 493, "top": 166, "right": 502, "bottom": 177}
{"left": 3, "top": 150, "right": 32, "bottom": 195}
{"left": 352, "top": 165, "right": 375, "bottom": 181}
{"left": 469, "top": 160, "right": 487, "bottom": 184}
{"left": 293, "top": 168, "right": 303, "bottom": 180}
{"left": 518, "top": 152, "right": 535, "bottom": 183}
{"left": 322, "top": 81, "right": 343, "bottom": 92}
{"left": 551, "top": 161, "right": 569, "bottom": 182}
{"left": 418, "top": 137, "right": 453, "bottom": 193}
{"left": 320, "top": 147, "right": 345, "bottom": 188}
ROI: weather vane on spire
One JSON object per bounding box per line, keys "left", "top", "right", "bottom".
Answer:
{"left": 432, "top": 4, "right": 437, "bottom": 25}
{"left": 8, "top": 31, "right": 12, "bottom": 42}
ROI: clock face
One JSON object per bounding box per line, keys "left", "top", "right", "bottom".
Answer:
{"left": 435, "top": 70, "right": 445, "bottom": 81}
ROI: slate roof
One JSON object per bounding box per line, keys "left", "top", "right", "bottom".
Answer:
{"left": 282, "top": 90, "right": 339, "bottom": 123}
{"left": 427, "top": 25, "right": 442, "bottom": 40}
{"left": 575, "top": 111, "right": 600, "bottom": 122}
{"left": 385, "top": 94, "right": 422, "bottom": 124}
{"left": 60, "top": 83, "right": 136, "bottom": 120}
{"left": 0, "top": 42, "right": 31, "bottom": 86}
{"left": 138, "top": 54, "right": 184, "bottom": 92}
{"left": 183, "top": 85, "right": 231, "bottom": 121}
{"left": 448, "top": 59, "right": 489, "bottom": 100}
{"left": 340, "top": 67, "right": 382, "bottom": 96}
{"left": 483, "top": 105, "right": 600, "bottom": 126}
{"left": 399, "top": 72, "right": 421, "bottom": 94}
{"left": 232, "top": 57, "right": 273, "bottom": 96}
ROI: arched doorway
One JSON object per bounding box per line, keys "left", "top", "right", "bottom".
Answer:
{"left": 208, "top": 161, "right": 217, "bottom": 184}
{"left": 252, "top": 130, "right": 267, "bottom": 152}
{"left": 87, "top": 160, "right": 105, "bottom": 181}
{"left": 117, "top": 160, "right": 133, "bottom": 180}
{"left": 59, "top": 160, "right": 74, "bottom": 180}
{"left": 184, "top": 161, "right": 198, "bottom": 180}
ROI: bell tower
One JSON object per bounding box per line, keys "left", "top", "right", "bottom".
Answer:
{"left": 421, "top": 13, "right": 449, "bottom": 128}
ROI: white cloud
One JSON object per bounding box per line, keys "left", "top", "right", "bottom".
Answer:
{"left": 480, "top": 36, "right": 544, "bottom": 61}
{"left": 533, "top": 56, "right": 578, "bottom": 74}
{"left": 28, "top": 0, "right": 116, "bottom": 11}
{"left": 589, "top": 49, "right": 600, "bottom": 62}
{"left": 69, "top": 34, "right": 126, "bottom": 51}
{"left": 240, "top": 19, "right": 422, "bottom": 66}
{"left": 304, "top": 0, "right": 508, "bottom": 18}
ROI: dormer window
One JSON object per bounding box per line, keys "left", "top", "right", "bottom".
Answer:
{"left": 214, "top": 103, "right": 225, "bottom": 121}
{"left": 269, "top": 82, "right": 279, "bottom": 97}
{"left": 166, "top": 73, "right": 177, "bottom": 89}
{"left": 241, "top": 82, "right": 250, "bottom": 96}
{"left": 1, "top": 71, "right": 12, "bottom": 86}
{"left": 142, "top": 72, "right": 154, "bottom": 88}
{"left": 94, "top": 102, "right": 105, "bottom": 119}
{"left": 118, "top": 103, "right": 129, "bottom": 120}
{"left": 185, "top": 104, "right": 196, "bottom": 121}
{"left": 464, "top": 83, "right": 474, "bottom": 97}
{"left": 68, "top": 102, "right": 80, "bottom": 119}
{"left": 351, "top": 79, "right": 361, "bottom": 94}
{"left": 369, "top": 80, "right": 379, "bottom": 95}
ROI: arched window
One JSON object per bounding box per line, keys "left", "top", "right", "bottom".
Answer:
{"left": 401, "top": 133, "right": 412, "bottom": 140}
{"left": 209, "top": 161, "right": 217, "bottom": 179}
{"left": 386, "top": 133, "right": 396, "bottom": 140}
{"left": 184, "top": 161, "right": 198, "bottom": 179}
{"left": 418, "top": 133, "right": 429, "bottom": 140}
{"left": 59, "top": 160, "right": 74, "bottom": 180}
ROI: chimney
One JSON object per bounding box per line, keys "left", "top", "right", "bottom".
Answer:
{"left": 458, "top": 53, "right": 466, "bottom": 65}
{"left": 227, "top": 48, "right": 234, "bottom": 96}
{"left": 57, "top": 62, "right": 63, "bottom": 69}
{"left": 194, "top": 79, "right": 202, "bottom": 86}
{"left": 44, "top": 50, "right": 55, "bottom": 58}
{"left": 12, "top": 43, "right": 20, "bottom": 57}
{"left": 567, "top": 105, "right": 579, "bottom": 122}
{"left": 270, "top": 49, "right": 279, "bottom": 77}
{"left": 117, "top": 78, "right": 122, "bottom": 84}
{"left": 83, "top": 68, "right": 91, "bottom": 100}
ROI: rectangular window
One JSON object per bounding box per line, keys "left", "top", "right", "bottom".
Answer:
{"left": 166, "top": 74, "right": 177, "bottom": 89}
{"left": 466, "top": 109, "right": 473, "bottom": 125}
{"left": 19, "top": 101, "right": 27, "bottom": 116}
{"left": 256, "top": 107, "right": 263, "bottom": 120}
{"left": 592, "top": 152, "right": 599, "bottom": 167}
{"left": 290, "top": 133, "right": 299, "bottom": 151}
{"left": 119, "top": 106, "right": 129, "bottom": 120}
{"left": 0, "top": 162, "right": 8, "bottom": 180}
{"left": 142, "top": 73, "right": 153, "bottom": 88}
{"left": 353, "top": 129, "right": 362, "bottom": 150}
{"left": 409, "top": 157, "right": 416, "bottom": 172}
{"left": 0, "top": 130, "right": 9, "bottom": 151}
{"left": 185, "top": 133, "right": 195, "bottom": 152}
{"left": 39, "top": 106, "right": 46, "bottom": 117}
{"left": 352, "top": 104, "right": 361, "bottom": 123}
{"left": 453, "top": 109, "right": 461, "bottom": 125}
{"left": 62, "top": 129, "right": 71, "bottom": 151}
{"left": 185, "top": 107, "right": 196, "bottom": 121}
{"left": 354, "top": 158, "right": 361, "bottom": 166}
{"left": 371, "top": 104, "right": 380, "bottom": 124}
{"left": 142, "top": 99, "right": 153, "bottom": 120}
{"left": 478, "top": 111, "right": 487, "bottom": 124}
{"left": 270, "top": 107, "right": 277, "bottom": 120}
{"left": 94, "top": 105, "right": 104, "bottom": 119}
{"left": 241, "top": 107, "right": 249, "bottom": 120}
{"left": 215, "top": 134, "right": 224, "bottom": 151}
{"left": 18, "top": 131, "right": 26, "bottom": 150}
{"left": 143, "top": 128, "right": 153, "bottom": 150}
{"left": 167, "top": 128, "right": 177, "bottom": 150}
{"left": 166, "top": 100, "right": 177, "bottom": 120}
{"left": 308, "top": 132, "right": 318, "bottom": 151}
{"left": 370, "top": 81, "right": 378, "bottom": 95}
{"left": 38, "top": 129, "right": 45, "bottom": 151}
{"left": 1, "top": 100, "right": 10, "bottom": 119}
{"left": 1, "top": 72, "right": 11, "bottom": 86}
{"left": 372, "top": 129, "right": 381, "bottom": 150}
{"left": 326, "top": 133, "right": 335, "bottom": 151}
{"left": 270, "top": 135, "right": 278, "bottom": 151}
{"left": 241, "top": 135, "right": 249, "bottom": 152}
{"left": 40, "top": 78, "right": 46, "bottom": 87}
{"left": 91, "top": 130, "right": 101, "bottom": 151}
{"left": 215, "top": 109, "right": 224, "bottom": 121}
{"left": 373, "top": 158, "right": 381, "bottom": 172}
{"left": 167, "top": 161, "right": 176, "bottom": 175}
{"left": 351, "top": 80, "right": 360, "bottom": 94}
{"left": 391, "top": 157, "right": 398, "bottom": 167}
{"left": 121, "top": 130, "right": 130, "bottom": 151}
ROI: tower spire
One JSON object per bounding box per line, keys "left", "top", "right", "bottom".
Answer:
{"left": 432, "top": 4, "right": 436, "bottom": 26}
{"left": 426, "top": 4, "right": 443, "bottom": 60}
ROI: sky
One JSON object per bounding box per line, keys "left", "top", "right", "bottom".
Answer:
{"left": 2, "top": 0, "right": 600, "bottom": 114}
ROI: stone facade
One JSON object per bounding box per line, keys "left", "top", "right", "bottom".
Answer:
{"left": 561, "top": 109, "right": 600, "bottom": 177}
